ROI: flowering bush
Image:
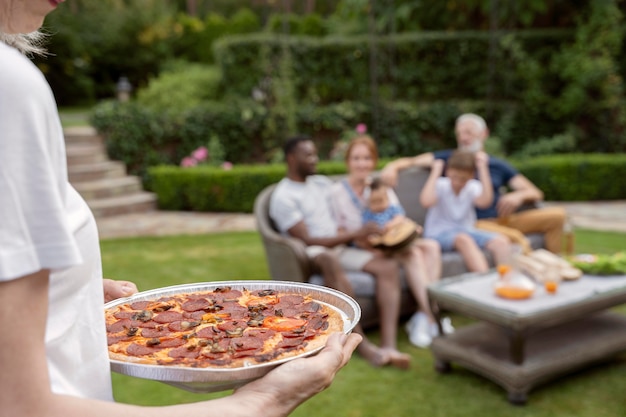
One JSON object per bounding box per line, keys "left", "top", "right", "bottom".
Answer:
{"left": 180, "top": 136, "right": 232, "bottom": 169}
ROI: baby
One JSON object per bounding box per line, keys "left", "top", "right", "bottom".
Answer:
{"left": 363, "top": 178, "right": 422, "bottom": 251}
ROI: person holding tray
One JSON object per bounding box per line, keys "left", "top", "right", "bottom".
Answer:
{"left": 0, "top": 2, "right": 360, "bottom": 417}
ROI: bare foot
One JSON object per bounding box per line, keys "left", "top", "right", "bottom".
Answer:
{"left": 357, "top": 339, "right": 389, "bottom": 367}
{"left": 383, "top": 348, "right": 411, "bottom": 370}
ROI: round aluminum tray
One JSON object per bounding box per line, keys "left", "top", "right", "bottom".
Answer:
{"left": 104, "top": 280, "right": 361, "bottom": 393}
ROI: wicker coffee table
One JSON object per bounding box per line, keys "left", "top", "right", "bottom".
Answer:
{"left": 427, "top": 271, "right": 626, "bottom": 405}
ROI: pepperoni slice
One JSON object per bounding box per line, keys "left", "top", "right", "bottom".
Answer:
{"left": 230, "top": 336, "right": 263, "bottom": 352}
{"left": 140, "top": 328, "right": 171, "bottom": 338}
{"left": 181, "top": 298, "right": 212, "bottom": 312}
{"left": 196, "top": 326, "right": 220, "bottom": 338}
{"left": 168, "top": 346, "right": 200, "bottom": 359}
{"left": 130, "top": 301, "right": 151, "bottom": 310}
{"left": 276, "top": 336, "right": 306, "bottom": 349}
{"left": 276, "top": 295, "right": 305, "bottom": 306}
{"left": 113, "top": 311, "right": 136, "bottom": 320}
{"left": 159, "top": 337, "right": 186, "bottom": 348}
{"left": 107, "top": 334, "right": 134, "bottom": 346}
{"left": 107, "top": 318, "right": 132, "bottom": 333}
{"left": 153, "top": 311, "right": 184, "bottom": 323}
{"left": 245, "top": 328, "right": 276, "bottom": 340}
{"left": 126, "top": 343, "right": 163, "bottom": 357}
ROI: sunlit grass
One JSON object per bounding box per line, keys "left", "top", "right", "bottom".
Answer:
{"left": 103, "top": 228, "right": 626, "bottom": 416}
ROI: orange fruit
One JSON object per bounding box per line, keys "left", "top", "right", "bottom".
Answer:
{"left": 497, "top": 264, "right": 512, "bottom": 277}
{"left": 544, "top": 280, "right": 558, "bottom": 294}
{"left": 495, "top": 286, "right": 534, "bottom": 300}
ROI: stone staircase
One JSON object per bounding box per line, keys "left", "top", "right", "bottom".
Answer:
{"left": 65, "top": 126, "right": 158, "bottom": 219}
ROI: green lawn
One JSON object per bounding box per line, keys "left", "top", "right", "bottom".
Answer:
{"left": 102, "top": 229, "right": 626, "bottom": 416}
{"left": 59, "top": 106, "right": 91, "bottom": 128}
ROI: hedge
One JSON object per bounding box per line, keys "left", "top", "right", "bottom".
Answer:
{"left": 148, "top": 154, "right": 626, "bottom": 213}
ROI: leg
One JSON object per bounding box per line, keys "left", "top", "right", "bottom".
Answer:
{"left": 361, "top": 256, "right": 401, "bottom": 350}
{"left": 312, "top": 251, "right": 388, "bottom": 367}
{"left": 506, "top": 207, "right": 567, "bottom": 254}
{"left": 415, "top": 238, "right": 442, "bottom": 286}
{"left": 485, "top": 234, "right": 513, "bottom": 266}
{"left": 362, "top": 256, "right": 411, "bottom": 369}
{"left": 476, "top": 220, "right": 532, "bottom": 254}
{"left": 454, "top": 233, "right": 489, "bottom": 273}
{"left": 399, "top": 247, "right": 436, "bottom": 348}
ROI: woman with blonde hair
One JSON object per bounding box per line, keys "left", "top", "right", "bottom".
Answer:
{"left": 0, "top": 2, "right": 360, "bottom": 416}
{"left": 330, "top": 135, "right": 453, "bottom": 348}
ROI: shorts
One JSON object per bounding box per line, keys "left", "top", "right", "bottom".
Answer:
{"left": 430, "top": 227, "right": 498, "bottom": 252}
{"left": 305, "top": 245, "right": 374, "bottom": 271}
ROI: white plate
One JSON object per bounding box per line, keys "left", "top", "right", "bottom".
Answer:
{"left": 104, "top": 280, "right": 360, "bottom": 393}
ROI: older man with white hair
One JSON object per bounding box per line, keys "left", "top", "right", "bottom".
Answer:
{"left": 381, "top": 113, "right": 566, "bottom": 254}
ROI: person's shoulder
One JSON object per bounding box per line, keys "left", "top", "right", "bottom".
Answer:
{"left": 0, "top": 43, "right": 44, "bottom": 82}
{"left": 0, "top": 43, "right": 51, "bottom": 104}
{"left": 488, "top": 154, "right": 513, "bottom": 167}
{"left": 433, "top": 149, "right": 453, "bottom": 159}
{"left": 308, "top": 175, "right": 333, "bottom": 186}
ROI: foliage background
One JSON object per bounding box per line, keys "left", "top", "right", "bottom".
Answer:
{"left": 39, "top": 0, "right": 626, "bottom": 190}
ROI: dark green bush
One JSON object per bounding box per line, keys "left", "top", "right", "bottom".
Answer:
{"left": 136, "top": 63, "right": 223, "bottom": 117}
{"left": 514, "top": 153, "right": 626, "bottom": 201}
{"left": 148, "top": 154, "right": 626, "bottom": 213}
{"left": 148, "top": 161, "right": 348, "bottom": 212}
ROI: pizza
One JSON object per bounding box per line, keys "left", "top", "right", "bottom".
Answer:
{"left": 104, "top": 286, "right": 344, "bottom": 368}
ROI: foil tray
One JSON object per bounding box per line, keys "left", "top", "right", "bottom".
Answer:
{"left": 104, "top": 280, "right": 361, "bottom": 393}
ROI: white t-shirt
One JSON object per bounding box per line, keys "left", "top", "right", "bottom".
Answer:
{"left": 423, "top": 177, "right": 482, "bottom": 237}
{"left": 269, "top": 175, "right": 338, "bottom": 238}
{"left": 0, "top": 42, "right": 113, "bottom": 400}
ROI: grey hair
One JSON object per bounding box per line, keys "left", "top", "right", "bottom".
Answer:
{"left": 0, "top": 31, "right": 46, "bottom": 55}
{"left": 455, "top": 113, "right": 487, "bottom": 133}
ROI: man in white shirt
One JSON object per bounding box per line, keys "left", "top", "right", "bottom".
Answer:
{"left": 270, "top": 136, "right": 410, "bottom": 369}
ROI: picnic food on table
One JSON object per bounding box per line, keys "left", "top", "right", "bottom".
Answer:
{"left": 494, "top": 264, "right": 536, "bottom": 300}
{"left": 569, "top": 252, "right": 626, "bottom": 276}
{"left": 515, "top": 249, "right": 582, "bottom": 282}
{"left": 105, "top": 286, "right": 343, "bottom": 368}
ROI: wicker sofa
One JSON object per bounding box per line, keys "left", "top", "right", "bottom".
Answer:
{"left": 253, "top": 167, "right": 545, "bottom": 328}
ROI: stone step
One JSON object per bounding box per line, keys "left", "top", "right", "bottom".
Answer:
{"left": 87, "top": 192, "right": 158, "bottom": 219}
{"left": 68, "top": 160, "right": 127, "bottom": 183}
{"left": 66, "top": 142, "right": 108, "bottom": 166}
{"left": 73, "top": 176, "right": 144, "bottom": 200}
{"left": 64, "top": 126, "right": 158, "bottom": 219}
{"left": 64, "top": 126, "right": 103, "bottom": 146}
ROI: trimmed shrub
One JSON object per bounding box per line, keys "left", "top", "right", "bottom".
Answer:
{"left": 148, "top": 154, "right": 626, "bottom": 213}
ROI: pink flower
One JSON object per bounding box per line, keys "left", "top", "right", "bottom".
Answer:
{"left": 180, "top": 156, "right": 198, "bottom": 167}
{"left": 355, "top": 123, "right": 367, "bottom": 134}
{"left": 192, "top": 146, "right": 209, "bottom": 162}
{"left": 221, "top": 161, "right": 233, "bottom": 170}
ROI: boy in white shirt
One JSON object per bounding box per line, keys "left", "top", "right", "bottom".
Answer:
{"left": 420, "top": 150, "right": 512, "bottom": 272}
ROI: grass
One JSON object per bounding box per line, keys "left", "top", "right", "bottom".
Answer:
{"left": 102, "top": 229, "right": 626, "bottom": 416}
{"left": 59, "top": 106, "right": 91, "bottom": 128}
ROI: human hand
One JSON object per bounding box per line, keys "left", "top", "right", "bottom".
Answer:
{"left": 234, "top": 332, "right": 362, "bottom": 416}
{"left": 475, "top": 151, "right": 489, "bottom": 168}
{"left": 357, "top": 222, "right": 383, "bottom": 239}
{"left": 103, "top": 279, "right": 138, "bottom": 303}
{"left": 432, "top": 158, "right": 445, "bottom": 174}
{"left": 496, "top": 192, "right": 524, "bottom": 217}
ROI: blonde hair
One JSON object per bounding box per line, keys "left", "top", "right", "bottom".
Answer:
{"left": 344, "top": 135, "right": 379, "bottom": 165}
{"left": 0, "top": 31, "right": 46, "bottom": 55}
